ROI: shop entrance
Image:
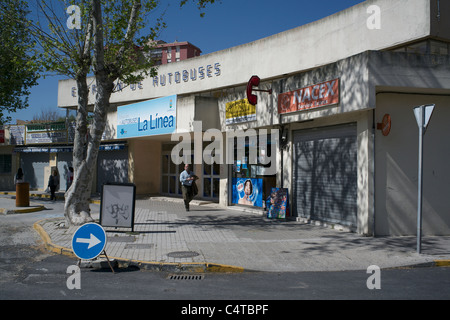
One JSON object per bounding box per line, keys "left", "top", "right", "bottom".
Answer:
{"left": 202, "top": 162, "right": 220, "bottom": 201}
{"left": 161, "top": 143, "right": 219, "bottom": 201}
{"left": 292, "top": 123, "right": 358, "bottom": 227}
{"left": 228, "top": 133, "right": 277, "bottom": 208}
{"left": 161, "top": 150, "right": 183, "bottom": 197}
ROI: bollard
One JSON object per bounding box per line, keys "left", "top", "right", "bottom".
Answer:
{"left": 15, "top": 182, "right": 30, "bottom": 207}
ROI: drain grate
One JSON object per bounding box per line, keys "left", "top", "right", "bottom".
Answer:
{"left": 167, "top": 251, "right": 200, "bottom": 258}
{"left": 167, "top": 274, "right": 204, "bottom": 280}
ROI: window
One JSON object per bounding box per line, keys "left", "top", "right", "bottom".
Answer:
{"left": 430, "top": 40, "right": 449, "bottom": 55}
{"left": 0, "top": 155, "right": 12, "bottom": 174}
{"left": 229, "top": 133, "right": 277, "bottom": 208}
{"left": 391, "top": 40, "right": 450, "bottom": 56}
{"left": 406, "top": 41, "right": 428, "bottom": 55}
{"left": 167, "top": 47, "right": 172, "bottom": 63}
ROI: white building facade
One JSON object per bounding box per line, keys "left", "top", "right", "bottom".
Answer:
{"left": 31, "top": 0, "right": 449, "bottom": 236}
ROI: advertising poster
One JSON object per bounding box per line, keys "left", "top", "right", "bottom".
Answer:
{"left": 117, "top": 95, "right": 177, "bottom": 138}
{"left": 232, "top": 178, "right": 263, "bottom": 207}
{"left": 100, "top": 183, "right": 136, "bottom": 231}
{"left": 266, "top": 188, "right": 289, "bottom": 219}
{"left": 225, "top": 99, "right": 256, "bottom": 125}
{"left": 9, "top": 125, "right": 25, "bottom": 145}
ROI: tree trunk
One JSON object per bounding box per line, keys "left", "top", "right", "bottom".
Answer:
{"left": 64, "top": 0, "right": 115, "bottom": 226}
{"left": 64, "top": 74, "right": 92, "bottom": 225}
{"left": 64, "top": 76, "right": 114, "bottom": 226}
{"left": 64, "top": 0, "right": 143, "bottom": 226}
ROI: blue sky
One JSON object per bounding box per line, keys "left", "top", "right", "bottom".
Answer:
{"left": 12, "top": 0, "right": 365, "bottom": 124}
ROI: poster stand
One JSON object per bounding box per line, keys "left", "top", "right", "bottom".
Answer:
{"left": 266, "top": 188, "right": 289, "bottom": 219}
{"left": 77, "top": 250, "right": 115, "bottom": 274}
{"left": 100, "top": 183, "right": 136, "bottom": 232}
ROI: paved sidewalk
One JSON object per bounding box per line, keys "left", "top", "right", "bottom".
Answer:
{"left": 2, "top": 192, "right": 450, "bottom": 272}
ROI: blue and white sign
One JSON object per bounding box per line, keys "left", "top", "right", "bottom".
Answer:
{"left": 117, "top": 95, "right": 177, "bottom": 139}
{"left": 71, "top": 223, "right": 107, "bottom": 260}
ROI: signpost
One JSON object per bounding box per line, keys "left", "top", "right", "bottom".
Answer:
{"left": 413, "top": 104, "right": 435, "bottom": 254}
{"left": 72, "top": 222, "right": 114, "bottom": 272}
{"left": 246, "top": 75, "right": 272, "bottom": 106}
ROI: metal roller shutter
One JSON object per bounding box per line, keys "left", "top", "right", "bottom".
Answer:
{"left": 97, "top": 148, "right": 129, "bottom": 193}
{"left": 57, "top": 152, "right": 73, "bottom": 191}
{"left": 20, "top": 153, "right": 49, "bottom": 190}
{"left": 293, "top": 123, "right": 357, "bottom": 227}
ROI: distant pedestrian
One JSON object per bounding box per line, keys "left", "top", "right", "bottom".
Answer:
{"left": 14, "top": 168, "right": 24, "bottom": 184}
{"left": 48, "top": 169, "right": 60, "bottom": 201}
{"left": 179, "top": 164, "right": 198, "bottom": 211}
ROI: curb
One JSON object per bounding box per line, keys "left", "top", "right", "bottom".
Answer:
{"left": 434, "top": 260, "right": 450, "bottom": 267}
{"left": 0, "top": 204, "right": 46, "bottom": 215}
{"left": 0, "top": 191, "right": 100, "bottom": 204}
{"left": 33, "top": 219, "right": 245, "bottom": 274}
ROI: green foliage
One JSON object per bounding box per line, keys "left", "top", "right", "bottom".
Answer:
{"left": 101, "top": 0, "right": 165, "bottom": 85}
{"left": 180, "top": 0, "right": 219, "bottom": 17}
{"left": 33, "top": 0, "right": 167, "bottom": 87}
{"left": 0, "top": 0, "right": 40, "bottom": 124}
{"left": 33, "top": 0, "right": 94, "bottom": 79}
{"left": 33, "top": 0, "right": 218, "bottom": 87}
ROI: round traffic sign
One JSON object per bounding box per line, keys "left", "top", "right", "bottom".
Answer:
{"left": 71, "top": 223, "right": 107, "bottom": 260}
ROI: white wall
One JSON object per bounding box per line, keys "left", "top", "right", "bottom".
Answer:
{"left": 375, "top": 93, "right": 450, "bottom": 236}
{"left": 58, "top": 0, "right": 433, "bottom": 108}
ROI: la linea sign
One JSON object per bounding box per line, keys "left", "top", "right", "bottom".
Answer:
{"left": 278, "top": 78, "right": 340, "bottom": 114}
{"left": 117, "top": 95, "right": 176, "bottom": 138}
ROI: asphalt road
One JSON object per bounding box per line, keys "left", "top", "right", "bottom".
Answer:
{"left": 1, "top": 198, "right": 450, "bottom": 305}
{"left": 1, "top": 252, "right": 450, "bottom": 301}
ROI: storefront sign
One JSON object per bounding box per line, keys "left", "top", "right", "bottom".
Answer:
{"left": 25, "top": 122, "right": 68, "bottom": 144}
{"left": 152, "top": 63, "right": 221, "bottom": 87}
{"left": 26, "top": 122, "right": 66, "bottom": 132}
{"left": 117, "top": 95, "right": 176, "bottom": 138}
{"left": 71, "top": 81, "right": 143, "bottom": 98}
{"left": 278, "top": 78, "right": 340, "bottom": 114}
{"left": 14, "top": 146, "right": 73, "bottom": 153}
{"left": 14, "top": 143, "right": 125, "bottom": 153}
{"left": 232, "top": 178, "right": 263, "bottom": 207}
{"left": 225, "top": 99, "right": 256, "bottom": 125}
{"left": 9, "top": 125, "right": 25, "bottom": 145}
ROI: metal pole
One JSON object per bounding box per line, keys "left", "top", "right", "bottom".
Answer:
{"left": 417, "top": 106, "right": 424, "bottom": 254}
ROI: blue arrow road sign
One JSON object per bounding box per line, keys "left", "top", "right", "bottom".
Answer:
{"left": 71, "top": 223, "right": 107, "bottom": 260}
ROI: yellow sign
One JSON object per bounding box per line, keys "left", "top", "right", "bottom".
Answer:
{"left": 225, "top": 99, "right": 256, "bottom": 125}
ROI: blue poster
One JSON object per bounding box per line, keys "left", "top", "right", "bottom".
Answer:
{"left": 117, "top": 95, "right": 177, "bottom": 138}
{"left": 232, "top": 178, "right": 263, "bottom": 207}
{"left": 266, "top": 188, "right": 289, "bottom": 219}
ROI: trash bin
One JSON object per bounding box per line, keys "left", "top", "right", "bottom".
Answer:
{"left": 16, "top": 182, "right": 30, "bottom": 207}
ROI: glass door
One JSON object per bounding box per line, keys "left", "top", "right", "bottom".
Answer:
{"left": 161, "top": 151, "right": 182, "bottom": 196}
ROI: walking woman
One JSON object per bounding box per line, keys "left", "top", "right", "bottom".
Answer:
{"left": 48, "top": 169, "right": 60, "bottom": 201}
{"left": 14, "top": 168, "right": 24, "bottom": 184}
